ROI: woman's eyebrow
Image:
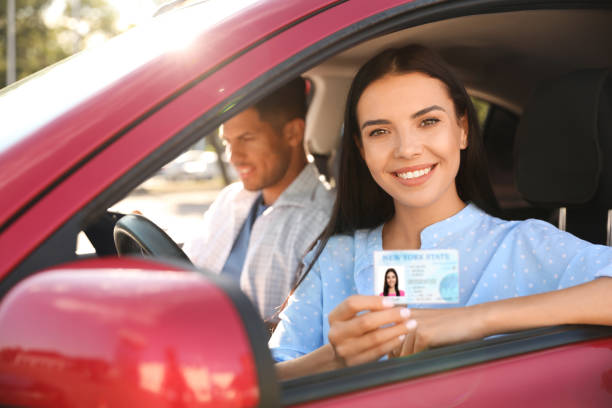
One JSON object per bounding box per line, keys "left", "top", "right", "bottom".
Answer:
{"left": 360, "top": 105, "right": 446, "bottom": 129}
{"left": 411, "top": 105, "right": 445, "bottom": 118}
{"left": 361, "top": 119, "right": 391, "bottom": 130}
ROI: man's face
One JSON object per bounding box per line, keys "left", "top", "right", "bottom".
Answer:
{"left": 222, "top": 108, "right": 292, "bottom": 192}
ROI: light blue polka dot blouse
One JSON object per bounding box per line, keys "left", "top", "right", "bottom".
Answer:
{"left": 269, "top": 203, "right": 612, "bottom": 362}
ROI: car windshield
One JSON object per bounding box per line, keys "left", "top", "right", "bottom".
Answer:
{"left": 0, "top": 0, "right": 260, "bottom": 154}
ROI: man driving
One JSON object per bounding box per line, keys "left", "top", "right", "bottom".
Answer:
{"left": 183, "top": 78, "right": 334, "bottom": 324}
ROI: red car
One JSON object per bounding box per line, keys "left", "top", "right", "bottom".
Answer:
{"left": 1, "top": 0, "right": 612, "bottom": 407}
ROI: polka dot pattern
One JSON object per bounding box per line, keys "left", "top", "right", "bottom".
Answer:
{"left": 269, "top": 204, "right": 612, "bottom": 362}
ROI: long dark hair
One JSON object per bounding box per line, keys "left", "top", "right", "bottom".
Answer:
{"left": 275, "top": 45, "right": 498, "bottom": 320}
{"left": 383, "top": 268, "right": 400, "bottom": 296}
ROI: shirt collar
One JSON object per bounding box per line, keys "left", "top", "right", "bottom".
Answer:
{"left": 273, "top": 163, "right": 325, "bottom": 207}
{"left": 353, "top": 203, "right": 484, "bottom": 295}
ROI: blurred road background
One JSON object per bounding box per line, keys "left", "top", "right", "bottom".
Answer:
{"left": 109, "top": 155, "right": 238, "bottom": 248}
{"left": 77, "top": 153, "right": 238, "bottom": 254}
{"left": 109, "top": 178, "right": 223, "bottom": 248}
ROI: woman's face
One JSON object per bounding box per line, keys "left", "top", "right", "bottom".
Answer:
{"left": 356, "top": 72, "right": 468, "bottom": 212}
{"left": 386, "top": 271, "right": 397, "bottom": 286}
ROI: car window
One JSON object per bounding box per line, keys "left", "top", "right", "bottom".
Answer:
{"left": 76, "top": 76, "right": 319, "bottom": 258}
{"left": 76, "top": 130, "right": 237, "bottom": 255}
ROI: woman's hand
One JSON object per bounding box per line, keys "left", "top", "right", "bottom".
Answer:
{"left": 328, "top": 295, "right": 416, "bottom": 366}
{"left": 393, "top": 306, "right": 487, "bottom": 357}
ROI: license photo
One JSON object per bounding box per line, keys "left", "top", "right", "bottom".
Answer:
{"left": 374, "top": 249, "right": 460, "bottom": 304}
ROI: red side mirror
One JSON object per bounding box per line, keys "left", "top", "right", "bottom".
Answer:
{"left": 0, "top": 258, "right": 279, "bottom": 408}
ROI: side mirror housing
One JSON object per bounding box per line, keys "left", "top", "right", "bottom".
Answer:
{"left": 0, "top": 258, "right": 279, "bottom": 408}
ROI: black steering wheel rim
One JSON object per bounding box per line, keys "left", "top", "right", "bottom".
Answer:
{"left": 113, "top": 214, "right": 192, "bottom": 263}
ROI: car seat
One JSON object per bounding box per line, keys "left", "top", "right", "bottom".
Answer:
{"left": 515, "top": 68, "right": 612, "bottom": 245}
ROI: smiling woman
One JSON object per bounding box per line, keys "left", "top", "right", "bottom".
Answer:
{"left": 269, "top": 44, "right": 612, "bottom": 381}
{"left": 357, "top": 72, "right": 467, "bottom": 222}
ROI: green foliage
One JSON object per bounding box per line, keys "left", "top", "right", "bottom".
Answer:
{"left": 0, "top": 0, "right": 119, "bottom": 88}
{"left": 64, "top": 0, "right": 119, "bottom": 48}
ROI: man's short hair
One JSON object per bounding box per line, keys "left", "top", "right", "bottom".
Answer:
{"left": 253, "top": 77, "right": 307, "bottom": 132}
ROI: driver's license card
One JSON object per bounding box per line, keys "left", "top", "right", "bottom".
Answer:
{"left": 374, "top": 249, "right": 459, "bottom": 304}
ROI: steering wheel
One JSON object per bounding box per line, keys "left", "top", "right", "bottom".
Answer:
{"left": 113, "top": 214, "right": 192, "bottom": 264}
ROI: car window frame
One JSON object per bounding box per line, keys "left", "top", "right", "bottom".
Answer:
{"left": 9, "top": 0, "right": 610, "bottom": 293}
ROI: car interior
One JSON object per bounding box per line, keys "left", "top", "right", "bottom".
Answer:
{"left": 68, "top": 7, "right": 612, "bottom": 260}
{"left": 303, "top": 8, "right": 612, "bottom": 243}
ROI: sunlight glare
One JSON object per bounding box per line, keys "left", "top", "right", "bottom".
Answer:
{"left": 155, "top": 0, "right": 260, "bottom": 53}
{"left": 0, "top": 0, "right": 260, "bottom": 150}
{"left": 106, "top": 0, "right": 158, "bottom": 32}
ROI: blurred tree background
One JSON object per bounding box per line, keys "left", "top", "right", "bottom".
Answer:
{"left": 0, "top": 0, "right": 166, "bottom": 88}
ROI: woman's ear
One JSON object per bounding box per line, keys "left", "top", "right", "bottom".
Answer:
{"left": 459, "top": 115, "right": 469, "bottom": 150}
{"left": 283, "top": 118, "right": 305, "bottom": 147}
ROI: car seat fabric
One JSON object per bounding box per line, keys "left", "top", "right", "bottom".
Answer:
{"left": 515, "top": 69, "right": 612, "bottom": 244}
{"left": 483, "top": 105, "right": 553, "bottom": 222}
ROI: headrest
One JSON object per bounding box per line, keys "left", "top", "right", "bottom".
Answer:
{"left": 515, "top": 69, "right": 612, "bottom": 207}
